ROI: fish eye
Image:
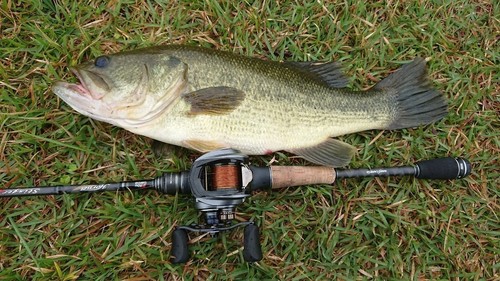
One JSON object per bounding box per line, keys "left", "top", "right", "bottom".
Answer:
{"left": 95, "top": 56, "right": 110, "bottom": 68}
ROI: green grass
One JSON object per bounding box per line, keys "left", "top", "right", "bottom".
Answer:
{"left": 1, "top": 0, "right": 498, "bottom": 280}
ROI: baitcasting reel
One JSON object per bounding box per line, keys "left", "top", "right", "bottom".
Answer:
{"left": 154, "top": 149, "right": 271, "bottom": 263}
{"left": 1, "top": 149, "right": 471, "bottom": 263}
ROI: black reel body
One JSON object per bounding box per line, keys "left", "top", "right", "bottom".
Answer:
{"left": 170, "top": 149, "right": 263, "bottom": 263}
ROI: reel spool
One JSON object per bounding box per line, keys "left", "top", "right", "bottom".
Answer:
{"left": 209, "top": 164, "right": 241, "bottom": 191}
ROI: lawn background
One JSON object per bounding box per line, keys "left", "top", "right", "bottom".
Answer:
{"left": 0, "top": 0, "right": 498, "bottom": 280}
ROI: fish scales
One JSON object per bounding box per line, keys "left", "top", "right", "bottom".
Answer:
{"left": 156, "top": 46, "right": 392, "bottom": 142}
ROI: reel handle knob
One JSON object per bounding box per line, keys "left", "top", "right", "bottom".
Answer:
{"left": 243, "top": 223, "right": 263, "bottom": 262}
{"left": 170, "top": 228, "right": 189, "bottom": 264}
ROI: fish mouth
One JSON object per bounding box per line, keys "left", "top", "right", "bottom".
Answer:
{"left": 64, "top": 68, "right": 92, "bottom": 97}
{"left": 53, "top": 79, "right": 114, "bottom": 125}
{"left": 66, "top": 67, "right": 107, "bottom": 100}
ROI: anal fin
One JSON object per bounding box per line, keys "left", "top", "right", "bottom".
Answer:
{"left": 287, "top": 138, "right": 356, "bottom": 167}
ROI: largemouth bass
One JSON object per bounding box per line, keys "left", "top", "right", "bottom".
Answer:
{"left": 53, "top": 45, "right": 447, "bottom": 166}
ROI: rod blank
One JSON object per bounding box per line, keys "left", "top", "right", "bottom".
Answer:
{"left": 0, "top": 180, "right": 154, "bottom": 197}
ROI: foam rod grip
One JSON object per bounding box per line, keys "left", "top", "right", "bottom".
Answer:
{"left": 170, "top": 228, "right": 189, "bottom": 264}
{"left": 415, "top": 157, "right": 471, "bottom": 180}
{"left": 243, "top": 224, "right": 263, "bottom": 262}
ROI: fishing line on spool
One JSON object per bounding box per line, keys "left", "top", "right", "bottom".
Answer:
{"left": 211, "top": 164, "right": 240, "bottom": 190}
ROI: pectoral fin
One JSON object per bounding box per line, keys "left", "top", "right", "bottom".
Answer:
{"left": 287, "top": 138, "right": 356, "bottom": 167}
{"left": 151, "top": 140, "right": 189, "bottom": 158}
{"left": 183, "top": 139, "right": 227, "bottom": 152}
{"left": 183, "top": 86, "right": 245, "bottom": 115}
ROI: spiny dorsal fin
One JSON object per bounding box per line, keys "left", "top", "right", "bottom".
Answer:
{"left": 284, "top": 61, "right": 349, "bottom": 88}
{"left": 182, "top": 86, "right": 245, "bottom": 115}
{"left": 287, "top": 138, "right": 356, "bottom": 167}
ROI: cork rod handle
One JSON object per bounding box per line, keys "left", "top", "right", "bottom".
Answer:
{"left": 270, "top": 166, "right": 336, "bottom": 189}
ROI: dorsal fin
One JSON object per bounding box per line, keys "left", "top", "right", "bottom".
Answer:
{"left": 284, "top": 61, "right": 349, "bottom": 88}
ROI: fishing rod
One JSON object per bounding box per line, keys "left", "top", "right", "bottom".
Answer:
{"left": 1, "top": 149, "right": 471, "bottom": 263}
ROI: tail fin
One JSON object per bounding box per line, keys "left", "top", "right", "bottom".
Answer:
{"left": 375, "top": 58, "right": 447, "bottom": 129}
